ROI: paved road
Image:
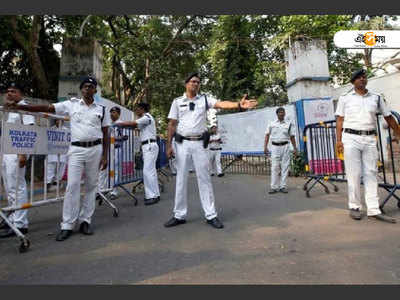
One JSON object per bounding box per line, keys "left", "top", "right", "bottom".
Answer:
{"left": 1, "top": 174, "right": 400, "bottom": 284}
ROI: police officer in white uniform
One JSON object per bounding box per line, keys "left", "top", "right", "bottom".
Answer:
{"left": 116, "top": 103, "right": 160, "bottom": 205}
{"left": 264, "top": 107, "right": 297, "bottom": 194}
{"left": 336, "top": 69, "right": 400, "bottom": 223}
{"left": 0, "top": 82, "right": 35, "bottom": 238}
{"left": 98, "top": 106, "right": 125, "bottom": 199}
{"left": 208, "top": 125, "right": 224, "bottom": 177}
{"left": 46, "top": 119, "right": 68, "bottom": 191}
{"left": 5, "top": 76, "right": 110, "bottom": 241}
{"left": 165, "top": 72, "right": 258, "bottom": 229}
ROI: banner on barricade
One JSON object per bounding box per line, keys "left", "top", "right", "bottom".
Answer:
{"left": 218, "top": 104, "right": 297, "bottom": 153}
{"left": 2, "top": 123, "right": 71, "bottom": 155}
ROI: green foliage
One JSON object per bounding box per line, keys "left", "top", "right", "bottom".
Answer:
{"left": 1, "top": 14, "right": 398, "bottom": 131}
{"left": 290, "top": 151, "right": 307, "bottom": 177}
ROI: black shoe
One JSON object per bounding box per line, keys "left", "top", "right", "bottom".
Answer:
{"left": 164, "top": 217, "right": 186, "bottom": 227}
{"left": 279, "top": 188, "right": 288, "bottom": 193}
{"left": 56, "top": 229, "right": 72, "bottom": 241}
{"left": 206, "top": 217, "right": 224, "bottom": 229}
{"left": 79, "top": 222, "right": 94, "bottom": 235}
{"left": 211, "top": 174, "right": 215, "bottom": 176}
{"left": 145, "top": 198, "right": 158, "bottom": 206}
{"left": 369, "top": 213, "right": 397, "bottom": 223}
{"left": 217, "top": 173, "right": 225, "bottom": 177}
{"left": 0, "top": 227, "right": 28, "bottom": 238}
{"left": 349, "top": 208, "right": 362, "bottom": 220}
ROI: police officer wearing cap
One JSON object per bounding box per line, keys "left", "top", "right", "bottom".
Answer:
{"left": 116, "top": 103, "right": 160, "bottom": 205}
{"left": 164, "top": 72, "right": 258, "bottom": 229}
{"left": 98, "top": 106, "right": 125, "bottom": 199}
{"left": 336, "top": 69, "right": 400, "bottom": 223}
{"left": 5, "top": 76, "right": 111, "bottom": 241}
{"left": 264, "top": 107, "right": 297, "bottom": 194}
{"left": 0, "top": 82, "right": 35, "bottom": 238}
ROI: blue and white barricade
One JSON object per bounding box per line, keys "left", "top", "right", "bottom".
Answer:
{"left": 0, "top": 106, "right": 70, "bottom": 253}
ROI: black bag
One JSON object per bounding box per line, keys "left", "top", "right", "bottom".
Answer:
{"left": 175, "top": 132, "right": 183, "bottom": 144}
{"left": 202, "top": 94, "right": 210, "bottom": 149}
{"left": 202, "top": 130, "right": 210, "bottom": 149}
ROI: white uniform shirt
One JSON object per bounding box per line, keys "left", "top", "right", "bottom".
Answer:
{"left": 266, "top": 119, "right": 295, "bottom": 143}
{"left": 136, "top": 113, "right": 157, "bottom": 142}
{"left": 209, "top": 132, "right": 222, "bottom": 149}
{"left": 6, "top": 99, "right": 35, "bottom": 125}
{"left": 168, "top": 93, "right": 218, "bottom": 136}
{"left": 53, "top": 98, "right": 111, "bottom": 142}
{"left": 48, "top": 124, "right": 69, "bottom": 163}
{"left": 335, "top": 89, "right": 391, "bottom": 131}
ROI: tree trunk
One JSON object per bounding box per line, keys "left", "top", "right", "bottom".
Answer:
{"left": 9, "top": 16, "right": 51, "bottom": 100}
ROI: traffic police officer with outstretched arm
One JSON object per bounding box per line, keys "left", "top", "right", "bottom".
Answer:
{"left": 116, "top": 103, "right": 160, "bottom": 205}
{"left": 264, "top": 107, "right": 297, "bottom": 194}
{"left": 336, "top": 69, "right": 400, "bottom": 223}
{"left": 164, "top": 72, "right": 258, "bottom": 229}
{"left": 5, "top": 76, "right": 110, "bottom": 241}
{"left": 0, "top": 82, "right": 35, "bottom": 238}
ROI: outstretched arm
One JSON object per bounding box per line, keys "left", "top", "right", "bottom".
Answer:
{"left": 214, "top": 94, "right": 258, "bottom": 110}
{"left": 115, "top": 121, "right": 138, "bottom": 128}
{"left": 5, "top": 101, "right": 56, "bottom": 113}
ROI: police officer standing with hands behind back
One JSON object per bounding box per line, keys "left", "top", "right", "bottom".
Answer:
{"left": 4, "top": 76, "right": 110, "bottom": 241}
{"left": 164, "top": 72, "right": 258, "bottom": 229}
{"left": 264, "top": 107, "right": 297, "bottom": 194}
{"left": 336, "top": 69, "right": 400, "bottom": 223}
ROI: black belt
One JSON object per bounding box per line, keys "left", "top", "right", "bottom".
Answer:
{"left": 182, "top": 135, "right": 203, "bottom": 141}
{"left": 344, "top": 128, "right": 376, "bottom": 136}
{"left": 272, "top": 141, "right": 289, "bottom": 146}
{"left": 141, "top": 139, "right": 156, "bottom": 145}
{"left": 210, "top": 148, "right": 222, "bottom": 151}
{"left": 71, "top": 139, "right": 102, "bottom": 148}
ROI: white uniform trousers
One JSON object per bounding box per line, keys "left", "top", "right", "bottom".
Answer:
{"left": 209, "top": 149, "right": 222, "bottom": 175}
{"left": 47, "top": 161, "right": 67, "bottom": 184}
{"left": 98, "top": 148, "right": 120, "bottom": 196}
{"left": 174, "top": 140, "right": 217, "bottom": 220}
{"left": 61, "top": 144, "right": 102, "bottom": 230}
{"left": 270, "top": 143, "right": 291, "bottom": 190}
{"left": 343, "top": 132, "right": 381, "bottom": 216}
{"left": 1, "top": 154, "right": 29, "bottom": 229}
{"left": 142, "top": 142, "right": 160, "bottom": 199}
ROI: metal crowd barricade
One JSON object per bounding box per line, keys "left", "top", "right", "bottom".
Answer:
{"left": 221, "top": 152, "right": 269, "bottom": 175}
{"left": 0, "top": 106, "right": 70, "bottom": 253}
{"left": 97, "top": 126, "right": 141, "bottom": 213}
{"left": 302, "top": 111, "right": 400, "bottom": 213}
{"left": 302, "top": 120, "right": 345, "bottom": 197}
{"left": 377, "top": 111, "right": 400, "bottom": 212}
